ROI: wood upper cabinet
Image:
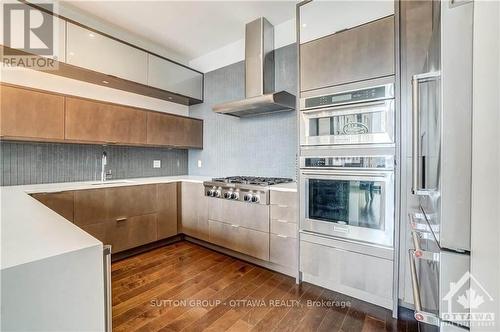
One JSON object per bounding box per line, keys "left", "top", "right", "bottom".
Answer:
{"left": 0, "top": 85, "right": 64, "bottom": 140}
{"left": 31, "top": 191, "right": 74, "bottom": 222}
{"left": 147, "top": 112, "right": 203, "bottom": 149}
{"left": 157, "top": 183, "right": 178, "bottom": 239}
{"left": 65, "top": 97, "right": 147, "bottom": 145}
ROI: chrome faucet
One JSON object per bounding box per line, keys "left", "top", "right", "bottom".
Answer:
{"left": 101, "top": 151, "right": 108, "bottom": 182}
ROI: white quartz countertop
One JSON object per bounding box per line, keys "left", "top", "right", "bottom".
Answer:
{"left": 0, "top": 175, "right": 210, "bottom": 270}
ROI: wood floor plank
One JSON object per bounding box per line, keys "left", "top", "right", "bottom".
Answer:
{"left": 110, "top": 241, "right": 418, "bottom": 332}
{"left": 133, "top": 261, "right": 260, "bottom": 331}
{"left": 114, "top": 255, "right": 237, "bottom": 330}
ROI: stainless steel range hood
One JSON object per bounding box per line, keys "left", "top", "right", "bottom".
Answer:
{"left": 213, "top": 17, "right": 296, "bottom": 117}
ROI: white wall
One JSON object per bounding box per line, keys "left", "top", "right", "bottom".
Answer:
{"left": 189, "top": 18, "right": 297, "bottom": 73}
{"left": 470, "top": 1, "right": 500, "bottom": 331}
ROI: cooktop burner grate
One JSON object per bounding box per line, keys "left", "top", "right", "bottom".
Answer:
{"left": 211, "top": 176, "right": 293, "bottom": 186}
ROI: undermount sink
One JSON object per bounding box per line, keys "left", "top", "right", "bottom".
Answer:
{"left": 91, "top": 180, "right": 134, "bottom": 185}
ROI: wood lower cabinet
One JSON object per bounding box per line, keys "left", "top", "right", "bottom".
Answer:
{"left": 31, "top": 191, "right": 74, "bottom": 222}
{"left": 65, "top": 97, "right": 147, "bottom": 145}
{"left": 157, "top": 183, "right": 178, "bottom": 239}
{"left": 73, "top": 185, "right": 157, "bottom": 227}
{"left": 208, "top": 220, "right": 269, "bottom": 261}
{"left": 82, "top": 214, "right": 157, "bottom": 253}
{"left": 0, "top": 85, "right": 65, "bottom": 140}
{"left": 147, "top": 112, "right": 203, "bottom": 148}
{"left": 180, "top": 182, "right": 208, "bottom": 241}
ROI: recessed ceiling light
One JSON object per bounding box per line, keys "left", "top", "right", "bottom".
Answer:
{"left": 89, "top": 33, "right": 95, "bottom": 38}
{"left": 102, "top": 80, "right": 109, "bottom": 84}
{"left": 168, "top": 97, "right": 173, "bottom": 100}
{"left": 302, "top": 23, "right": 307, "bottom": 28}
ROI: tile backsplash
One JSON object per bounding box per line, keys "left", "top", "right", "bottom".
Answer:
{"left": 0, "top": 141, "right": 188, "bottom": 186}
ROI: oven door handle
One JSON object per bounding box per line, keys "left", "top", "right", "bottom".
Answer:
{"left": 411, "top": 71, "right": 440, "bottom": 195}
{"left": 408, "top": 249, "right": 440, "bottom": 326}
{"left": 301, "top": 99, "right": 391, "bottom": 115}
{"left": 300, "top": 170, "right": 393, "bottom": 180}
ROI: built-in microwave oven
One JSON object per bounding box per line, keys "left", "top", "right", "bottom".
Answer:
{"left": 300, "top": 79, "right": 395, "bottom": 148}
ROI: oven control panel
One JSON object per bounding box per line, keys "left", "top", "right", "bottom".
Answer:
{"left": 303, "top": 83, "right": 394, "bottom": 109}
{"left": 301, "top": 156, "right": 394, "bottom": 170}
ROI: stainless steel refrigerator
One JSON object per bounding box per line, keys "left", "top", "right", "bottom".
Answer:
{"left": 402, "top": 0, "right": 473, "bottom": 331}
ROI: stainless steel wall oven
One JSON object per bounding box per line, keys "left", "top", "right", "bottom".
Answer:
{"left": 300, "top": 155, "right": 394, "bottom": 247}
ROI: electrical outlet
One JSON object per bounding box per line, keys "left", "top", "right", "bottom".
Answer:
{"left": 153, "top": 160, "right": 161, "bottom": 168}
{"left": 177, "top": 159, "right": 180, "bottom": 168}
{"left": 197, "top": 160, "right": 202, "bottom": 168}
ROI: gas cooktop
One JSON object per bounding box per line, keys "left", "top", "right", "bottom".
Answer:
{"left": 210, "top": 176, "right": 294, "bottom": 186}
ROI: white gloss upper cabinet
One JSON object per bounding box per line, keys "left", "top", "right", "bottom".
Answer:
{"left": 147, "top": 54, "right": 203, "bottom": 100}
{"left": 299, "top": 0, "right": 394, "bottom": 44}
{"left": 66, "top": 22, "right": 148, "bottom": 84}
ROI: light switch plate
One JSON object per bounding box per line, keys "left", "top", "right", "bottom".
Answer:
{"left": 153, "top": 160, "right": 161, "bottom": 168}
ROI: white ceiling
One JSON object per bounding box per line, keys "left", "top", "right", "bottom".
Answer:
{"left": 62, "top": 1, "right": 296, "bottom": 61}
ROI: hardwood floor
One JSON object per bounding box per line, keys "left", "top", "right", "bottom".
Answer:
{"left": 112, "top": 241, "right": 417, "bottom": 332}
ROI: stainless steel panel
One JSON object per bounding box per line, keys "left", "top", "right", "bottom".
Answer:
{"left": 439, "top": 0, "right": 473, "bottom": 252}
{"left": 245, "top": 17, "right": 274, "bottom": 97}
{"left": 103, "top": 245, "right": 112, "bottom": 332}
{"left": 300, "top": 16, "right": 395, "bottom": 92}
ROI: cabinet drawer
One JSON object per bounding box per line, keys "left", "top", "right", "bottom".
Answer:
{"left": 270, "top": 234, "right": 297, "bottom": 268}
{"left": 270, "top": 219, "right": 297, "bottom": 238}
{"left": 300, "top": 240, "right": 393, "bottom": 308}
{"left": 82, "top": 213, "right": 157, "bottom": 253}
{"left": 208, "top": 199, "right": 269, "bottom": 232}
{"left": 270, "top": 204, "right": 297, "bottom": 223}
{"left": 270, "top": 191, "right": 297, "bottom": 207}
{"left": 208, "top": 220, "right": 269, "bottom": 261}
{"left": 74, "top": 185, "right": 157, "bottom": 226}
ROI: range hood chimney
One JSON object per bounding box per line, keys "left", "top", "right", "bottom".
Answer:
{"left": 213, "top": 17, "right": 295, "bottom": 117}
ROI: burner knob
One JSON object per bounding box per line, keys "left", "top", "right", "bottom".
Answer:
{"left": 251, "top": 196, "right": 260, "bottom": 203}
{"left": 224, "top": 192, "right": 231, "bottom": 199}
{"left": 214, "top": 190, "right": 221, "bottom": 198}
{"left": 244, "top": 194, "right": 252, "bottom": 202}
{"left": 206, "top": 190, "right": 213, "bottom": 197}
{"left": 231, "top": 192, "right": 239, "bottom": 200}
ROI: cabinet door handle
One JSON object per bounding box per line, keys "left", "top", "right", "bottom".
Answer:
{"left": 231, "top": 224, "right": 239, "bottom": 228}
{"left": 277, "top": 204, "right": 288, "bottom": 208}
{"left": 277, "top": 234, "right": 288, "bottom": 238}
{"left": 116, "top": 217, "right": 127, "bottom": 222}
{"left": 277, "top": 219, "right": 288, "bottom": 223}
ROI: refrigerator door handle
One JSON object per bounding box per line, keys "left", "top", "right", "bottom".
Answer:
{"left": 411, "top": 71, "right": 441, "bottom": 195}
{"left": 103, "top": 245, "right": 112, "bottom": 332}
{"left": 408, "top": 249, "right": 440, "bottom": 326}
